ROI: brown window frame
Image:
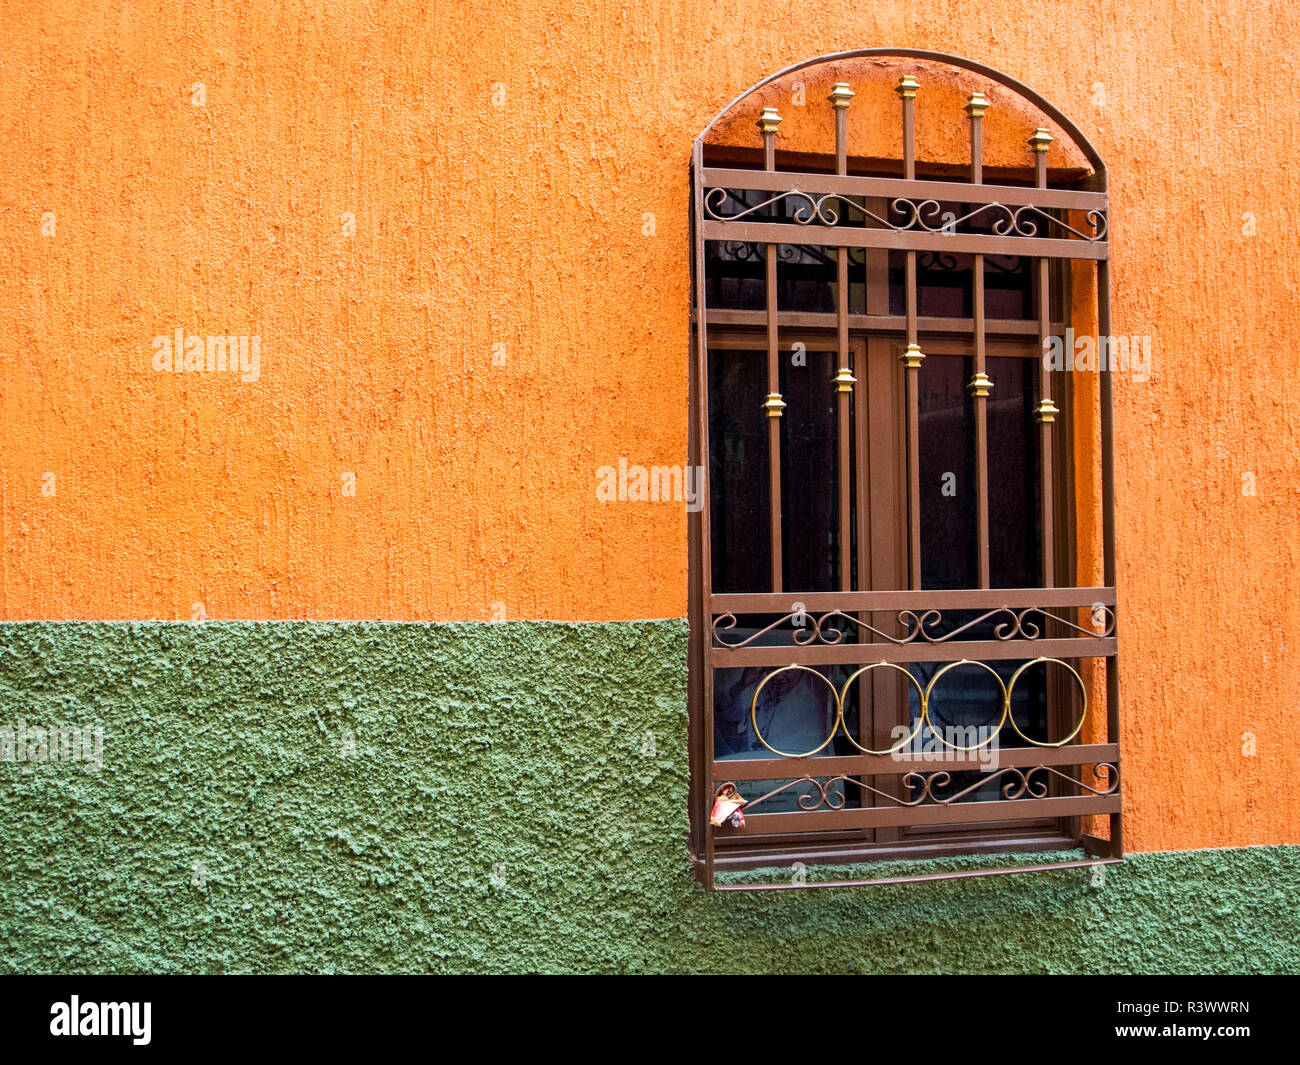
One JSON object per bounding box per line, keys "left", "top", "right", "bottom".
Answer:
{"left": 687, "top": 49, "right": 1120, "bottom": 892}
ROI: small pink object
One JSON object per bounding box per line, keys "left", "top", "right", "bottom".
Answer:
{"left": 710, "top": 784, "right": 748, "bottom": 828}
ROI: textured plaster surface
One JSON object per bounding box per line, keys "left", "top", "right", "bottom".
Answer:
{"left": 1, "top": 621, "right": 1296, "bottom": 974}
{"left": 1, "top": 4, "right": 1297, "bottom": 852}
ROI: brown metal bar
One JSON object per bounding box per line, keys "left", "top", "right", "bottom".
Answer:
{"left": 700, "top": 167, "right": 1109, "bottom": 212}
{"left": 711, "top": 636, "right": 1116, "bottom": 668}
{"left": 854, "top": 333, "right": 871, "bottom": 604}
{"left": 700, "top": 220, "right": 1108, "bottom": 259}
{"left": 968, "top": 93, "right": 991, "bottom": 588}
{"left": 1098, "top": 268, "right": 1115, "bottom": 592}
{"left": 691, "top": 141, "right": 717, "bottom": 890}
{"left": 712, "top": 856, "right": 1121, "bottom": 892}
{"left": 729, "top": 793, "right": 1119, "bottom": 833}
{"left": 713, "top": 833, "right": 1086, "bottom": 871}
{"left": 899, "top": 75, "right": 917, "bottom": 180}
{"left": 711, "top": 585, "right": 1115, "bottom": 612}
{"left": 866, "top": 331, "right": 905, "bottom": 841}
{"left": 897, "top": 76, "right": 923, "bottom": 591}
{"left": 1098, "top": 244, "right": 1122, "bottom": 857}
{"left": 688, "top": 163, "right": 704, "bottom": 866}
{"left": 831, "top": 84, "right": 854, "bottom": 592}
{"left": 1031, "top": 129, "right": 1056, "bottom": 589}
{"left": 716, "top": 743, "right": 1119, "bottom": 779}
{"left": 759, "top": 109, "right": 784, "bottom": 593}
{"left": 705, "top": 308, "right": 1057, "bottom": 336}
{"left": 903, "top": 257, "right": 922, "bottom": 591}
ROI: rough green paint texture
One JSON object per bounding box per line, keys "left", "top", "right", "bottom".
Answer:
{"left": 0, "top": 620, "right": 1296, "bottom": 974}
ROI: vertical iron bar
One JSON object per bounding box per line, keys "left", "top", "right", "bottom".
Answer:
{"left": 831, "top": 84, "right": 855, "bottom": 591}
{"left": 967, "top": 93, "right": 991, "bottom": 588}
{"left": 898, "top": 75, "right": 922, "bottom": 590}
{"left": 1030, "top": 128, "right": 1056, "bottom": 589}
{"left": 692, "top": 142, "right": 716, "bottom": 889}
{"left": 1098, "top": 241, "right": 1121, "bottom": 857}
{"left": 759, "top": 107, "right": 784, "bottom": 592}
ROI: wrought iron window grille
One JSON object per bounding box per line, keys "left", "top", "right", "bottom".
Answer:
{"left": 688, "top": 50, "right": 1120, "bottom": 891}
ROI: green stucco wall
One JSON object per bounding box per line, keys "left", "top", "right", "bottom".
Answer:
{"left": 1, "top": 620, "right": 1296, "bottom": 974}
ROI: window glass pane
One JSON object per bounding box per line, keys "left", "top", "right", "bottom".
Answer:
{"left": 708, "top": 349, "right": 770, "bottom": 592}
{"left": 775, "top": 245, "right": 835, "bottom": 313}
{"left": 705, "top": 240, "right": 866, "bottom": 313}
{"left": 713, "top": 662, "right": 837, "bottom": 760}
{"left": 889, "top": 250, "right": 972, "bottom": 317}
{"left": 779, "top": 349, "right": 840, "bottom": 591}
{"left": 918, "top": 353, "right": 977, "bottom": 589}
{"left": 987, "top": 356, "right": 1041, "bottom": 588}
{"left": 985, "top": 255, "right": 1034, "bottom": 319}
{"left": 705, "top": 241, "right": 765, "bottom": 310}
{"left": 714, "top": 660, "right": 865, "bottom": 813}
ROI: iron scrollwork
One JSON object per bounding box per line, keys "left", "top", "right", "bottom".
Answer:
{"left": 711, "top": 605, "right": 1116, "bottom": 648}
{"left": 704, "top": 187, "right": 1107, "bottom": 241}
{"left": 717, "top": 763, "right": 1118, "bottom": 816}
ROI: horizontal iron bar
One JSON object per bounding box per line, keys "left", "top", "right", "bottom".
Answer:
{"left": 712, "top": 856, "right": 1121, "bottom": 892}
{"left": 705, "top": 308, "right": 1056, "bottom": 337}
{"left": 710, "top": 636, "right": 1116, "bottom": 667}
{"left": 725, "top": 793, "right": 1120, "bottom": 833}
{"left": 706, "top": 832, "right": 1080, "bottom": 872}
{"left": 702, "top": 219, "right": 1107, "bottom": 260}
{"left": 710, "top": 586, "right": 1115, "bottom": 613}
{"left": 714, "top": 744, "right": 1119, "bottom": 780}
{"left": 702, "top": 167, "right": 1109, "bottom": 212}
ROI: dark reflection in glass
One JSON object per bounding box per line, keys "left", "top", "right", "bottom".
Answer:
{"left": 887, "top": 251, "right": 1034, "bottom": 319}
{"left": 918, "top": 354, "right": 977, "bottom": 589}
{"left": 705, "top": 241, "right": 765, "bottom": 310}
{"left": 987, "top": 356, "right": 1041, "bottom": 588}
{"left": 780, "top": 349, "right": 840, "bottom": 592}
{"left": 705, "top": 241, "right": 865, "bottom": 314}
{"left": 889, "top": 249, "right": 972, "bottom": 317}
{"left": 985, "top": 256, "right": 1034, "bottom": 319}
{"left": 902, "top": 652, "right": 1048, "bottom": 804}
{"left": 708, "top": 349, "right": 770, "bottom": 592}
{"left": 714, "top": 652, "right": 864, "bottom": 812}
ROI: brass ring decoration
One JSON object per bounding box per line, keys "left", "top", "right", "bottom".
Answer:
{"left": 921, "top": 658, "right": 1009, "bottom": 752}
{"left": 749, "top": 664, "right": 843, "bottom": 758}
{"left": 1005, "top": 656, "right": 1089, "bottom": 747}
{"left": 746, "top": 657, "right": 1086, "bottom": 756}
{"left": 836, "top": 662, "right": 926, "bottom": 755}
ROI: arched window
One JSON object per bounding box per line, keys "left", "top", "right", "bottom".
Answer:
{"left": 688, "top": 50, "right": 1119, "bottom": 890}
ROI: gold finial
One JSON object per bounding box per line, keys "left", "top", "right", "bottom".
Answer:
{"left": 763, "top": 392, "right": 787, "bottom": 418}
{"left": 1028, "top": 128, "right": 1054, "bottom": 153}
{"left": 967, "top": 372, "right": 994, "bottom": 398}
{"left": 828, "top": 82, "right": 855, "bottom": 109}
{"left": 965, "top": 92, "right": 989, "bottom": 118}
{"left": 896, "top": 75, "right": 920, "bottom": 100}
{"left": 756, "top": 107, "right": 782, "bottom": 135}
{"left": 1036, "top": 398, "right": 1060, "bottom": 423}
{"left": 833, "top": 366, "right": 856, "bottom": 393}
{"left": 899, "top": 343, "right": 925, "bottom": 369}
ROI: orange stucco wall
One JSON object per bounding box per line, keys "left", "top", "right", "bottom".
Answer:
{"left": 3, "top": 2, "right": 1298, "bottom": 852}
